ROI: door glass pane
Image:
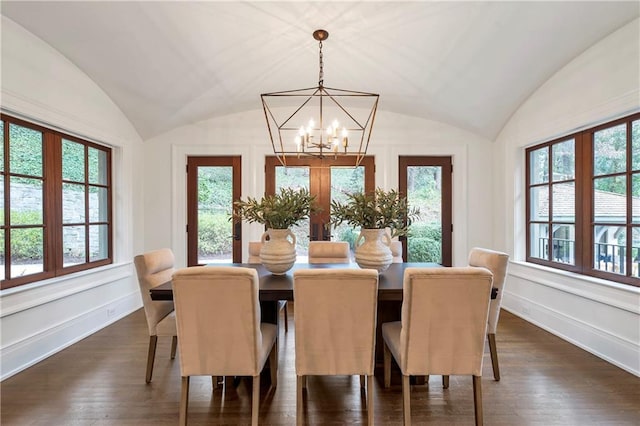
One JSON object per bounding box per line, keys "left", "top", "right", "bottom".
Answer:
{"left": 331, "top": 166, "right": 364, "bottom": 255}
{"left": 197, "top": 166, "right": 233, "bottom": 264}
{"left": 552, "top": 139, "right": 575, "bottom": 181}
{"left": 62, "top": 139, "right": 85, "bottom": 182}
{"left": 63, "top": 225, "right": 85, "bottom": 266}
{"left": 530, "top": 223, "right": 549, "bottom": 260}
{"left": 11, "top": 227, "right": 43, "bottom": 277}
{"left": 63, "top": 183, "right": 85, "bottom": 223}
{"left": 10, "top": 177, "right": 43, "bottom": 225}
{"left": 594, "top": 176, "right": 626, "bottom": 223}
{"left": 9, "top": 124, "right": 42, "bottom": 177}
{"left": 594, "top": 123, "right": 626, "bottom": 176}
{"left": 594, "top": 225, "right": 626, "bottom": 275}
{"left": 275, "top": 166, "right": 310, "bottom": 260}
{"left": 530, "top": 146, "right": 549, "bottom": 184}
{"left": 406, "top": 166, "right": 441, "bottom": 263}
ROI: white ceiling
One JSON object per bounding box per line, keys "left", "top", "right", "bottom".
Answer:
{"left": 1, "top": 1, "right": 638, "bottom": 141}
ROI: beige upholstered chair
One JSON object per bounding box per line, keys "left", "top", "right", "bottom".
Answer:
{"left": 248, "top": 241, "right": 289, "bottom": 332}
{"left": 382, "top": 267, "right": 493, "bottom": 426}
{"left": 172, "top": 266, "right": 278, "bottom": 426}
{"left": 390, "top": 240, "right": 403, "bottom": 263}
{"left": 293, "top": 269, "right": 379, "bottom": 425}
{"left": 468, "top": 247, "right": 509, "bottom": 381}
{"left": 133, "top": 248, "right": 178, "bottom": 383}
{"left": 307, "top": 241, "right": 351, "bottom": 263}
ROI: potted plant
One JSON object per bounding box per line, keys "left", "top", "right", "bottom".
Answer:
{"left": 233, "top": 187, "right": 319, "bottom": 274}
{"left": 329, "top": 188, "right": 420, "bottom": 272}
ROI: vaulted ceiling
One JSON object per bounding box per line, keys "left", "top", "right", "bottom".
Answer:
{"left": 2, "top": 1, "right": 638, "bottom": 141}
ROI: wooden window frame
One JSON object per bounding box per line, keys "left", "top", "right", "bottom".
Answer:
{"left": 526, "top": 112, "right": 640, "bottom": 287}
{"left": 1, "top": 114, "right": 113, "bottom": 290}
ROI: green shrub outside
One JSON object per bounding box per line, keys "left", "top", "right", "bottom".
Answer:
{"left": 7, "top": 210, "right": 43, "bottom": 261}
{"left": 198, "top": 212, "right": 232, "bottom": 256}
{"left": 407, "top": 223, "right": 442, "bottom": 263}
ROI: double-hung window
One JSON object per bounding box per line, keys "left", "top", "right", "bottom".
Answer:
{"left": 1, "top": 114, "right": 112, "bottom": 289}
{"left": 526, "top": 112, "right": 640, "bottom": 286}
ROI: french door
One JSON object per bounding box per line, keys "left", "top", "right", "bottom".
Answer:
{"left": 265, "top": 156, "right": 375, "bottom": 258}
{"left": 186, "top": 156, "right": 241, "bottom": 266}
{"left": 399, "top": 156, "right": 452, "bottom": 266}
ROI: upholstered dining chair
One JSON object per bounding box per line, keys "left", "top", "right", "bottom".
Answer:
{"left": 307, "top": 241, "right": 351, "bottom": 263}
{"left": 172, "top": 266, "right": 278, "bottom": 426}
{"left": 133, "top": 248, "right": 178, "bottom": 384}
{"left": 248, "top": 241, "right": 289, "bottom": 332}
{"left": 468, "top": 247, "right": 510, "bottom": 381}
{"left": 382, "top": 267, "right": 493, "bottom": 426}
{"left": 293, "top": 269, "right": 379, "bottom": 425}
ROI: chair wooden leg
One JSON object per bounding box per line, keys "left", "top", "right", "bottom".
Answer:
{"left": 252, "top": 375, "right": 260, "bottom": 426}
{"left": 296, "top": 375, "right": 304, "bottom": 425}
{"left": 269, "top": 341, "right": 278, "bottom": 388}
{"left": 283, "top": 302, "right": 289, "bottom": 333}
{"left": 383, "top": 342, "right": 391, "bottom": 388}
{"left": 367, "top": 374, "right": 374, "bottom": 426}
{"left": 145, "top": 335, "right": 158, "bottom": 383}
{"left": 179, "top": 376, "right": 189, "bottom": 426}
{"left": 360, "top": 375, "right": 365, "bottom": 389}
{"left": 170, "top": 335, "right": 178, "bottom": 359}
{"left": 473, "top": 375, "right": 483, "bottom": 426}
{"left": 211, "top": 376, "right": 219, "bottom": 390}
{"left": 402, "top": 375, "right": 411, "bottom": 426}
{"left": 442, "top": 375, "right": 449, "bottom": 389}
{"left": 487, "top": 333, "right": 500, "bottom": 381}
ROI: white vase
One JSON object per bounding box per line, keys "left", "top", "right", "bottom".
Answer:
{"left": 260, "top": 228, "right": 297, "bottom": 275}
{"left": 354, "top": 228, "right": 393, "bottom": 272}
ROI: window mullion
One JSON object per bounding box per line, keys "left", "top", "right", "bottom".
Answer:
{"left": 45, "top": 132, "right": 62, "bottom": 273}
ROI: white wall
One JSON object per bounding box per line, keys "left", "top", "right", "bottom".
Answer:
{"left": 0, "top": 17, "right": 145, "bottom": 380}
{"left": 143, "top": 108, "right": 494, "bottom": 269}
{"left": 495, "top": 19, "right": 640, "bottom": 375}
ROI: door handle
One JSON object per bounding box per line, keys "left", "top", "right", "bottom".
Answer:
{"left": 233, "top": 222, "right": 241, "bottom": 241}
{"left": 322, "top": 225, "right": 331, "bottom": 241}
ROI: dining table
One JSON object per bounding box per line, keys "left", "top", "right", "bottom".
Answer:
{"left": 150, "top": 262, "right": 497, "bottom": 377}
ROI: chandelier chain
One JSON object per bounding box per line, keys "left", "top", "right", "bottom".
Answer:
{"left": 318, "top": 40, "right": 324, "bottom": 87}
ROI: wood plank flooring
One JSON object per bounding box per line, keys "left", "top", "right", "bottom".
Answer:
{"left": 1, "top": 306, "right": 639, "bottom": 425}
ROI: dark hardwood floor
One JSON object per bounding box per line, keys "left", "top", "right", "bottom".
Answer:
{"left": 1, "top": 306, "right": 639, "bottom": 425}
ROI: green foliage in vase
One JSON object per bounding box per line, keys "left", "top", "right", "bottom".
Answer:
{"left": 329, "top": 188, "right": 420, "bottom": 238}
{"left": 232, "top": 188, "right": 320, "bottom": 229}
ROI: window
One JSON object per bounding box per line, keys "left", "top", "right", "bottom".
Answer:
{"left": 1, "top": 114, "right": 112, "bottom": 289}
{"left": 526, "top": 112, "right": 640, "bottom": 286}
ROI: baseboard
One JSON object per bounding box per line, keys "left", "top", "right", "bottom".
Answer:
{"left": 1, "top": 292, "right": 141, "bottom": 381}
{"left": 502, "top": 292, "right": 640, "bottom": 377}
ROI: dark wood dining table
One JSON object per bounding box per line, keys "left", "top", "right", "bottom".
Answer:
{"left": 150, "top": 262, "right": 497, "bottom": 376}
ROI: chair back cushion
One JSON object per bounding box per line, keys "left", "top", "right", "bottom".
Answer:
{"left": 468, "top": 247, "right": 509, "bottom": 334}
{"left": 172, "top": 266, "right": 264, "bottom": 377}
{"left": 248, "top": 241, "right": 263, "bottom": 263}
{"left": 294, "top": 269, "right": 378, "bottom": 375}
{"left": 400, "top": 267, "right": 492, "bottom": 376}
{"left": 134, "top": 248, "right": 175, "bottom": 335}
{"left": 308, "top": 241, "right": 350, "bottom": 264}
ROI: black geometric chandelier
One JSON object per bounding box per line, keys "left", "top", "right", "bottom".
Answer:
{"left": 261, "top": 29, "right": 379, "bottom": 167}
